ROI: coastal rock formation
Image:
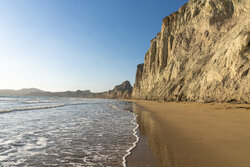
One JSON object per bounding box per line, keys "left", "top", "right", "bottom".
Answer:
{"left": 21, "top": 81, "right": 133, "bottom": 99}
{"left": 105, "top": 80, "right": 133, "bottom": 99}
{"left": 132, "top": 0, "right": 250, "bottom": 103}
{"left": 88, "top": 81, "right": 133, "bottom": 99}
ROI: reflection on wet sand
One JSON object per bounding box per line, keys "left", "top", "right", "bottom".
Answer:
{"left": 132, "top": 103, "right": 173, "bottom": 167}
{"left": 130, "top": 101, "right": 250, "bottom": 167}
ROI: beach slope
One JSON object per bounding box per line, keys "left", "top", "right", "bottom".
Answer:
{"left": 128, "top": 100, "right": 250, "bottom": 167}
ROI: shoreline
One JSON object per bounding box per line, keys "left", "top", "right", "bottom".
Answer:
{"left": 125, "top": 100, "right": 250, "bottom": 167}
{"left": 126, "top": 103, "right": 157, "bottom": 167}
{"left": 122, "top": 112, "right": 139, "bottom": 167}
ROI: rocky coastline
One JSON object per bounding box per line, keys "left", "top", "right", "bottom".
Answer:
{"left": 132, "top": 0, "right": 249, "bottom": 103}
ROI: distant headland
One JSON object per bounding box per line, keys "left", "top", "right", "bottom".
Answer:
{"left": 0, "top": 81, "right": 133, "bottom": 99}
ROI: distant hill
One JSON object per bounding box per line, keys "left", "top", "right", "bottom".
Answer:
{"left": 0, "top": 88, "right": 44, "bottom": 96}
{"left": 0, "top": 81, "right": 133, "bottom": 99}
{"left": 28, "top": 90, "right": 92, "bottom": 98}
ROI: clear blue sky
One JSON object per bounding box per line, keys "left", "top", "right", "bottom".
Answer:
{"left": 0, "top": 0, "right": 188, "bottom": 92}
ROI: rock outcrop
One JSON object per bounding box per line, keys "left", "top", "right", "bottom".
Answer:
{"left": 87, "top": 81, "right": 133, "bottom": 99}
{"left": 132, "top": 0, "right": 250, "bottom": 103}
{"left": 105, "top": 80, "right": 133, "bottom": 99}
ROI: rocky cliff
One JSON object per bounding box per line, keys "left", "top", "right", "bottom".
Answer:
{"left": 106, "top": 80, "right": 133, "bottom": 99}
{"left": 132, "top": 0, "right": 250, "bottom": 103}
{"left": 88, "top": 81, "right": 133, "bottom": 99}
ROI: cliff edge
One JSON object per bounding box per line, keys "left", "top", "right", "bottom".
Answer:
{"left": 132, "top": 0, "right": 250, "bottom": 103}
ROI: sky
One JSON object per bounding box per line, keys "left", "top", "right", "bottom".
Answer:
{"left": 0, "top": 0, "right": 188, "bottom": 92}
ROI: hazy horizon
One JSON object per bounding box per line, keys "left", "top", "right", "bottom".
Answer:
{"left": 0, "top": 0, "right": 188, "bottom": 92}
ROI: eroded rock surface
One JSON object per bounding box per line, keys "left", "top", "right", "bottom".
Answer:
{"left": 132, "top": 0, "right": 250, "bottom": 103}
{"left": 105, "top": 80, "right": 133, "bottom": 99}
{"left": 84, "top": 81, "right": 133, "bottom": 99}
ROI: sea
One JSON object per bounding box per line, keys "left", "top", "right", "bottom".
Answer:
{"left": 0, "top": 96, "right": 138, "bottom": 167}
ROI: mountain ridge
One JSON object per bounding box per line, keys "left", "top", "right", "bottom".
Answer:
{"left": 0, "top": 81, "right": 133, "bottom": 99}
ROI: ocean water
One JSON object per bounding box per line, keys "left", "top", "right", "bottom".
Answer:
{"left": 0, "top": 96, "right": 138, "bottom": 167}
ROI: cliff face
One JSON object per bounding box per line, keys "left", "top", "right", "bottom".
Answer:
{"left": 132, "top": 0, "right": 250, "bottom": 103}
{"left": 81, "top": 81, "right": 133, "bottom": 99}
{"left": 102, "top": 81, "right": 133, "bottom": 99}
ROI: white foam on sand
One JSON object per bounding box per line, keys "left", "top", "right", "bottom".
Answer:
{"left": 122, "top": 113, "right": 139, "bottom": 167}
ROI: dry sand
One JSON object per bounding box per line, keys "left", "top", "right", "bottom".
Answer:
{"left": 126, "top": 100, "right": 250, "bottom": 167}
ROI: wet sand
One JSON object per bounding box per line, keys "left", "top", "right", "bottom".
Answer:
{"left": 126, "top": 100, "right": 250, "bottom": 167}
{"left": 126, "top": 127, "right": 157, "bottom": 167}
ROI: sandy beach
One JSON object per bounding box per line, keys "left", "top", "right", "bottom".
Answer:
{"left": 126, "top": 100, "right": 250, "bottom": 167}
